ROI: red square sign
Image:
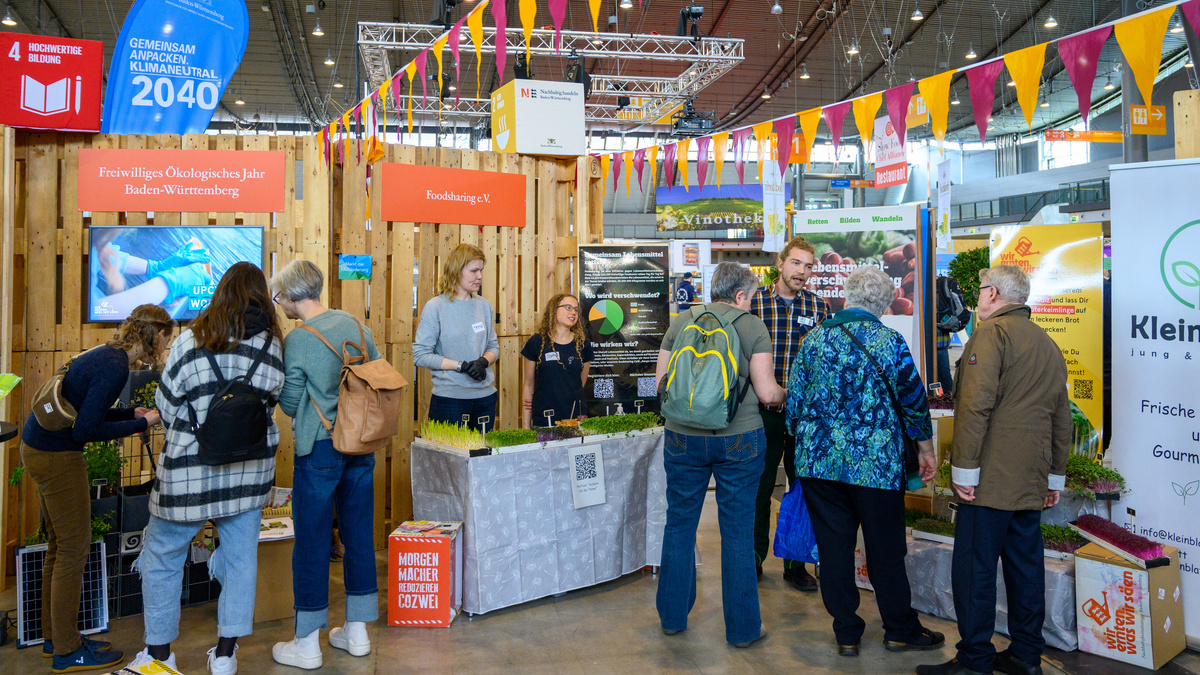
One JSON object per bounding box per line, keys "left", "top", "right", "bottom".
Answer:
{"left": 0, "top": 32, "right": 103, "bottom": 131}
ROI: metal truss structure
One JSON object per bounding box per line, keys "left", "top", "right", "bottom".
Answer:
{"left": 358, "top": 22, "right": 743, "bottom": 129}
{"left": 382, "top": 96, "right": 638, "bottom": 124}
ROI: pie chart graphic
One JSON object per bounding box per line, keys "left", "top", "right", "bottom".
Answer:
{"left": 588, "top": 299, "right": 625, "bottom": 336}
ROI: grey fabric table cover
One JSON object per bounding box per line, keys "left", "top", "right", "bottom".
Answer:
{"left": 411, "top": 430, "right": 667, "bottom": 615}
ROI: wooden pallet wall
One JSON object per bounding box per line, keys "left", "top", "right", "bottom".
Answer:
{"left": 0, "top": 127, "right": 603, "bottom": 580}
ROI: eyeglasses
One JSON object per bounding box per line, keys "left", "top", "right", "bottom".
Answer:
{"left": 557, "top": 304, "right": 580, "bottom": 314}
{"left": 979, "top": 285, "right": 993, "bottom": 291}
{"left": 272, "top": 292, "right": 282, "bottom": 304}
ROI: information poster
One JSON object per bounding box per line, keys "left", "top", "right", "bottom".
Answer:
{"left": 989, "top": 224, "right": 1103, "bottom": 452}
{"left": 936, "top": 160, "right": 952, "bottom": 250}
{"left": 1111, "top": 158, "right": 1200, "bottom": 647}
{"left": 578, "top": 245, "right": 670, "bottom": 416}
{"left": 873, "top": 117, "right": 908, "bottom": 189}
{"left": 762, "top": 159, "right": 787, "bottom": 252}
{"left": 655, "top": 182, "right": 789, "bottom": 237}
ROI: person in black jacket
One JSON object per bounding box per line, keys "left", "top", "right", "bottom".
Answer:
{"left": 521, "top": 293, "right": 592, "bottom": 427}
{"left": 20, "top": 305, "right": 172, "bottom": 672}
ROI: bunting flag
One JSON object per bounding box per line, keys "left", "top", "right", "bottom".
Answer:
{"left": 1004, "top": 43, "right": 1048, "bottom": 128}
{"left": 448, "top": 17, "right": 465, "bottom": 105}
{"left": 549, "top": 0, "right": 568, "bottom": 54}
{"left": 965, "top": 60, "right": 1005, "bottom": 142}
{"left": 918, "top": 70, "right": 957, "bottom": 153}
{"left": 823, "top": 101, "right": 851, "bottom": 157}
{"left": 414, "top": 50, "right": 429, "bottom": 108}
{"left": 731, "top": 127, "right": 752, "bottom": 184}
{"left": 663, "top": 143, "right": 677, "bottom": 190}
{"left": 600, "top": 153, "right": 610, "bottom": 192}
{"left": 588, "top": 0, "right": 603, "bottom": 32}
{"left": 491, "top": 0, "right": 508, "bottom": 81}
{"left": 319, "top": 125, "right": 329, "bottom": 165}
{"left": 611, "top": 152, "right": 621, "bottom": 192}
{"left": 751, "top": 122, "right": 772, "bottom": 183}
{"left": 351, "top": 106, "right": 362, "bottom": 164}
{"left": 339, "top": 113, "right": 349, "bottom": 166}
{"left": 1058, "top": 26, "right": 1112, "bottom": 129}
{"left": 712, "top": 131, "right": 728, "bottom": 187}
{"left": 432, "top": 33, "right": 450, "bottom": 102}
{"left": 469, "top": 1, "right": 489, "bottom": 97}
{"left": 646, "top": 146, "right": 658, "bottom": 193}
{"left": 622, "top": 151, "right": 634, "bottom": 195}
{"left": 404, "top": 60, "right": 417, "bottom": 132}
{"left": 1185, "top": 0, "right": 1200, "bottom": 36}
{"left": 378, "top": 79, "right": 392, "bottom": 131}
{"left": 390, "top": 72, "right": 403, "bottom": 112}
{"left": 773, "top": 117, "right": 797, "bottom": 175}
{"left": 633, "top": 148, "right": 646, "bottom": 189}
{"left": 852, "top": 92, "right": 882, "bottom": 162}
{"left": 885, "top": 83, "right": 916, "bottom": 148}
{"left": 796, "top": 109, "right": 820, "bottom": 166}
{"left": 519, "top": 0, "right": 537, "bottom": 61}
{"left": 695, "top": 136, "right": 711, "bottom": 189}
{"left": 677, "top": 138, "right": 691, "bottom": 191}
{"left": 1114, "top": 5, "right": 1175, "bottom": 107}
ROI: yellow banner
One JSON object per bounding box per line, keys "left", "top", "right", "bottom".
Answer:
{"left": 852, "top": 93, "right": 883, "bottom": 164}
{"left": 712, "top": 131, "right": 728, "bottom": 187}
{"left": 678, "top": 138, "right": 691, "bottom": 192}
{"left": 646, "top": 146, "right": 657, "bottom": 193}
{"left": 1114, "top": 5, "right": 1175, "bottom": 108}
{"left": 918, "top": 70, "right": 957, "bottom": 154}
{"left": 405, "top": 61, "right": 417, "bottom": 131}
{"left": 622, "top": 151, "right": 633, "bottom": 195}
{"left": 588, "top": 0, "right": 602, "bottom": 32}
{"left": 798, "top": 108, "right": 822, "bottom": 164}
{"left": 468, "top": 1, "right": 489, "bottom": 97}
{"left": 989, "top": 223, "right": 1105, "bottom": 452}
{"left": 752, "top": 122, "right": 772, "bottom": 183}
{"left": 600, "top": 153, "right": 610, "bottom": 194}
{"left": 1003, "top": 43, "right": 1048, "bottom": 128}
{"left": 432, "top": 32, "right": 450, "bottom": 96}
{"left": 519, "top": 0, "right": 538, "bottom": 60}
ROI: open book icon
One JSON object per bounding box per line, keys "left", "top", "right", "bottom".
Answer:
{"left": 21, "top": 75, "right": 71, "bottom": 116}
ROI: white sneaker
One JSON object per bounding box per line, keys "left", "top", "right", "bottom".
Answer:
{"left": 328, "top": 623, "right": 371, "bottom": 657}
{"left": 207, "top": 645, "right": 237, "bottom": 675}
{"left": 272, "top": 631, "right": 323, "bottom": 670}
{"left": 130, "top": 648, "right": 178, "bottom": 670}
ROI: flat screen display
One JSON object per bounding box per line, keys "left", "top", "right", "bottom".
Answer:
{"left": 88, "top": 226, "right": 264, "bottom": 323}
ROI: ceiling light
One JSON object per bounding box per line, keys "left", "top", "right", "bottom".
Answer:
{"left": 950, "top": 90, "right": 960, "bottom": 105}
{"left": 1170, "top": 17, "right": 1184, "bottom": 33}
{"left": 909, "top": 73, "right": 916, "bottom": 82}
{"left": 761, "top": 89, "right": 772, "bottom": 99}
{"left": 324, "top": 50, "right": 335, "bottom": 66}
{"left": 1044, "top": 15, "right": 1057, "bottom": 29}
{"left": 234, "top": 92, "right": 245, "bottom": 105}
{"left": 1186, "top": 58, "right": 1194, "bottom": 68}
{"left": 333, "top": 79, "right": 343, "bottom": 88}
{"left": 592, "top": 36, "right": 603, "bottom": 45}
{"left": 261, "top": 1, "right": 270, "bottom": 11}
{"left": 2, "top": 6, "right": 16, "bottom": 26}
{"left": 771, "top": 2, "right": 783, "bottom": 15}
{"left": 965, "top": 43, "right": 977, "bottom": 59}
{"left": 442, "top": 102, "right": 452, "bottom": 109}
{"left": 312, "top": 19, "right": 323, "bottom": 37}
{"left": 1007, "top": 79, "right": 1017, "bottom": 87}
{"left": 1040, "top": 98, "right": 1050, "bottom": 108}
{"left": 619, "top": 0, "right": 633, "bottom": 9}
{"left": 799, "top": 64, "right": 810, "bottom": 80}
{"left": 1104, "top": 76, "right": 1115, "bottom": 90}
{"left": 911, "top": 4, "right": 923, "bottom": 21}
{"left": 847, "top": 40, "right": 860, "bottom": 55}
{"left": 332, "top": 68, "right": 343, "bottom": 88}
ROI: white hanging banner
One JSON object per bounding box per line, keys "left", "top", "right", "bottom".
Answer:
{"left": 936, "top": 160, "right": 952, "bottom": 251}
{"left": 1110, "top": 157, "right": 1200, "bottom": 650}
{"left": 762, "top": 160, "right": 786, "bottom": 253}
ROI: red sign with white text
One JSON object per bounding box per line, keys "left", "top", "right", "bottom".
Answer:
{"left": 78, "top": 149, "right": 286, "bottom": 213}
{"left": 380, "top": 162, "right": 527, "bottom": 228}
{"left": 0, "top": 32, "right": 102, "bottom": 131}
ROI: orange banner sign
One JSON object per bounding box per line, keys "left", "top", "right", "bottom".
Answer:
{"left": 380, "top": 162, "right": 528, "bottom": 227}
{"left": 78, "top": 149, "right": 285, "bottom": 213}
{"left": 1044, "top": 129, "right": 1124, "bottom": 143}
{"left": 1130, "top": 105, "right": 1167, "bottom": 135}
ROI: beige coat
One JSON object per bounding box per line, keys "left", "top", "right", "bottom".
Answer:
{"left": 951, "top": 304, "right": 1072, "bottom": 512}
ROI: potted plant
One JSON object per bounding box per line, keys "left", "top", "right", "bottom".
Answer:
{"left": 947, "top": 246, "right": 990, "bottom": 310}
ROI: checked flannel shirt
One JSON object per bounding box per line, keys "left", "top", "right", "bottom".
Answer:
{"left": 750, "top": 283, "right": 831, "bottom": 412}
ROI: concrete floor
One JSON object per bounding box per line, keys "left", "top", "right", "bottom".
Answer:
{"left": 5, "top": 493, "right": 1200, "bottom": 674}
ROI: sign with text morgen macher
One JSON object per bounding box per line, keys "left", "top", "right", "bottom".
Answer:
{"left": 1110, "top": 158, "right": 1200, "bottom": 648}
{"left": 78, "top": 149, "right": 284, "bottom": 213}
{"left": 380, "top": 163, "right": 527, "bottom": 228}
{"left": 0, "top": 33, "right": 103, "bottom": 131}
{"left": 490, "top": 80, "right": 585, "bottom": 157}
{"left": 989, "top": 223, "right": 1104, "bottom": 455}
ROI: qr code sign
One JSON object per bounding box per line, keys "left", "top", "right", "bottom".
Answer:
{"left": 574, "top": 452, "right": 598, "bottom": 481}
{"left": 637, "top": 376, "right": 658, "bottom": 397}
{"left": 594, "top": 379, "right": 615, "bottom": 399}
{"left": 1073, "top": 378, "right": 1093, "bottom": 400}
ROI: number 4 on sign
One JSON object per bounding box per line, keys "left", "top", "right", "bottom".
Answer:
{"left": 9, "top": 42, "right": 19, "bottom": 61}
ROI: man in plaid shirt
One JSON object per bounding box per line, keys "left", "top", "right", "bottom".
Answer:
{"left": 751, "top": 235, "right": 830, "bottom": 591}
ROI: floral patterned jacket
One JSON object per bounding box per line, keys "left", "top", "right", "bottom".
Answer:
{"left": 785, "top": 308, "right": 933, "bottom": 491}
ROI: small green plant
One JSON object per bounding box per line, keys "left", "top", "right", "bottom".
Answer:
{"left": 1041, "top": 523, "right": 1087, "bottom": 554}
{"left": 1065, "top": 454, "right": 1127, "bottom": 499}
{"left": 419, "top": 420, "right": 485, "bottom": 450}
{"left": 132, "top": 380, "right": 159, "bottom": 409}
{"left": 9, "top": 466, "right": 24, "bottom": 486}
{"left": 83, "top": 440, "right": 123, "bottom": 493}
{"left": 762, "top": 266, "right": 779, "bottom": 288}
{"left": 484, "top": 428, "right": 538, "bottom": 448}
{"left": 24, "top": 525, "right": 47, "bottom": 546}
{"left": 91, "top": 513, "right": 112, "bottom": 542}
{"left": 948, "top": 246, "right": 991, "bottom": 309}
{"left": 533, "top": 426, "right": 582, "bottom": 442}
{"left": 912, "top": 516, "right": 956, "bottom": 538}
{"left": 579, "top": 412, "right": 662, "bottom": 436}
{"left": 934, "top": 461, "right": 952, "bottom": 489}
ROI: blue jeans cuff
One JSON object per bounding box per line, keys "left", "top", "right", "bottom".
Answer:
{"left": 346, "top": 592, "right": 379, "bottom": 623}
{"left": 218, "top": 621, "right": 254, "bottom": 639}
{"left": 295, "top": 609, "right": 329, "bottom": 638}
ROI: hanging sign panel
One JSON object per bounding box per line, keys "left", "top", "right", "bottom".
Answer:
{"left": 1130, "top": 105, "right": 1167, "bottom": 136}
{"left": 379, "top": 163, "right": 527, "bottom": 228}
{"left": 873, "top": 117, "right": 908, "bottom": 189}
{"left": 1044, "top": 129, "right": 1124, "bottom": 143}
{"left": 78, "top": 149, "right": 285, "bottom": 213}
{"left": 0, "top": 33, "right": 103, "bottom": 131}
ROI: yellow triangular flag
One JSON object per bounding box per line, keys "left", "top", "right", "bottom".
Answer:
{"left": 1003, "top": 43, "right": 1048, "bottom": 128}
{"left": 752, "top": 122, "right": 773, "bottom": 183}
{"left": 404, "top": 61, "right": 417, "bottom": 132}
{"left": 647, "top": 146, "right": 658, "bottom": 191}
{"left": 588, "top": 0, "right": 602, "bottom": 32}
{"left": 622, "top": 151, "right": 633, "bottom": 195}
{"left": 378, "top": 79, "right": 391, "bottom": 136}
{"left": 712, "top": 131, "right": 728, "bottom": 187}
{"left": 520, "top": 0, "right": 537, "bottom": 61}
{"left": 798, "top": 109, "right": 822, "bottom": 164}
{"left": 432, "top": 32, "right": 450, "bottom": 98}
{"left": 852, "top": 92, "right": 883, "bottom": 164}
{"left": 1114, "top": 5, "right": 1175, "bottom": 108}
{"left": 600, "top": 153, "right": 610, "bottom": 193}
{"left": 678, "top": 138, "right": 691, "bottom": 192}
{"left": 468, "top": 1, "right": 489, "bottom": 98}
{"left": 918, "top": 69, "right": 957, "bottom": 154}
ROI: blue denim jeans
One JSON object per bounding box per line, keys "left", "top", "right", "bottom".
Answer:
{"left": 657, "top": 427, "right": 766, "bottom": 645}
{"left": 292, "top": 439, "right": 379, "bottom": 637}
{"left": 428, "top": 392, "right": 498, "bottom": 431}
{"left": 138, "top": 508, "right": 261, "bottom": 645}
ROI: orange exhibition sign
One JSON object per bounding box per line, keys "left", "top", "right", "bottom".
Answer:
{"left": 380, "top": 162, "right": 528, "bottom": 228}
{"left": 78, "top": 149, "right": 285, "bottom": 213}
{"left": 1044, "top": 129, "right": 1124, "bottom": 143}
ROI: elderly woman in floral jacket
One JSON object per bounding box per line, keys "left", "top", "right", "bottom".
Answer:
{"left": 785, "top": 266, "right": 940, "bottom": 658}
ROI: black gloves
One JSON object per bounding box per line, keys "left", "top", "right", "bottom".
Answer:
{"left": 458, "top": 357, "right": 490, "bottom": 381}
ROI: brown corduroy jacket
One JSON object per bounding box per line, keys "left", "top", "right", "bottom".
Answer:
{"left": 950, "top": 303, "right": 1072, "bottom": 512}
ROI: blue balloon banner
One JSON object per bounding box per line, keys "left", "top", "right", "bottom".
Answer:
{"left": 101, "top": 0, "right": 248, "bottom": 134}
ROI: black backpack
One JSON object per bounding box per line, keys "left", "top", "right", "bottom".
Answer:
{"left": 936, "top": 276, "right": 971, "bottom": 333}
{"left": 186, "top": 347, "right": 274, "bottom": 466}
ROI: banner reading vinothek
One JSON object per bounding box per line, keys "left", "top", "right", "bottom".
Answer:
{"left": 578, "top": 245, "right": 670, "bottom": 417}
{"left": 989, "top": 224, "right": 1104, "bottom": 456}
{"left": 1111, "top": 158, "right": 1200, "bottom": 649}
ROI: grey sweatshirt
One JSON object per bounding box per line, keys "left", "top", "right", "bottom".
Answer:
{"left": 413, "top": 294, "right": 500, "bottom": 399}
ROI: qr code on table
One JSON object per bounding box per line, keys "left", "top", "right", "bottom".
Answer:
{"left": 594, "top": 379, "right": 615, "bottom": 399}
{"left": 574, "top": 452, "right": 598, "bottom": 481}
{"left": 637, "top": 376, "right": 658, "bottom": 397}
{"left": 1073, "top": 378, "right": 1093, "bottom": 400}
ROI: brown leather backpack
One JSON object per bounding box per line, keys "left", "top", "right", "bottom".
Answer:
{"left": 298, "top": 319, "right": 408, "bottom": 455}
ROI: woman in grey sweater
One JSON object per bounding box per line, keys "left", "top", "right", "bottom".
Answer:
{"left": 269, "top": 260, "right": 381, "bottom": 670}
{"left": 413, "top": 243, "right": 499, "bottom": 430}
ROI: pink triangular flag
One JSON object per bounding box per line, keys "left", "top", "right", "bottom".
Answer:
{"left": 823, "top": 101, "right": 852, "bottom": 156}
{"left": 773, "top": 118, "right": 794, "bottom": 176}
{"left": 695, "top": 136, "right": 711, "bottom": 188}
{"left": 448, "top": 17, "right": 466, "bottom": 106}
{"left": 610, "top": 152, "right": 621, "bottom": 190}
{"left": 1058, "top": 26, "right": 1111, "bottom": 130}
{"left": 414, "top": 50, "right": 429, "bottom": 107}
{"left": 491, "top": 0, "right": 509, "bottom": 81}
{"left": 1182, "top": 0, "right": 1200, "bottom": 40}
{"left": 351, "top": 106, "right": 363, "bottom": 164}
{"left": 885, "top": 83, "right": 916, "bottom": 148}
{"left": 731, "top": 127, "right": 753, "bottom": 184}
{"left": 965, "top": 60, "right": 1006, "bottom": 143}
{"left": 663, "top": 143, "right": 677, "bottom": 190}
{"left": 633, "top": 148, "right": 646, "bottom": 188}
{"left": 549, "top": 0, "right": 568, "bottom": 54}
{"left": 390, "top": 73, "right": 404, "bottom": 111}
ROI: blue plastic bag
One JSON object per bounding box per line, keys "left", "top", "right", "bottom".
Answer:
{"left": 773, "top": 482, "right": 819, "bottom": 564}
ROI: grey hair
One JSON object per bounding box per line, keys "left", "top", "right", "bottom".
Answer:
{"left": 710, "top": 262, "right": 759, "bottom": 303}
{"left": 270, "top": 260, "right": 324, "bottom": 302}
{"left": 844, "top": 266, "right": 896, "bottom": 317}
{"left": 980, "top": 264, "right": 1030, "bottom": 304}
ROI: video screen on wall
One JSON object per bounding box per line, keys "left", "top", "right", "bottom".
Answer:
{"left": 88, "top": 226, "right": 264, "bottom": 323}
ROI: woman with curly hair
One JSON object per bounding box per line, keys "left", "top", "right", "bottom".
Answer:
{"left": 521, "top": 293, "right": 593, "bottom": 427}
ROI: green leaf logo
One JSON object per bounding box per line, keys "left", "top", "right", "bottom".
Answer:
{"left": 1160, "top": 221, "right": 1200, "bottom": 311}
{"left": 1173, "top": 480, "right": 1200, "bottom": 504}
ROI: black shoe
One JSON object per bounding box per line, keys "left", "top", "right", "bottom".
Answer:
{"left": 915, "top": 659, "right": 991, "bottom": 675}
{"left": 732, "top": 625, "right": 768, "bottom": 649}
{"left": 756, "top": 565, "right": 763, "bottom": 580}
{"left": 885, "top": 627, "right": 946, "bottom": 652}
{"left": 839, "top": 644, "right": 860, "bottom": 657}
{"left": 994, "top": 650, "right": 1042, "bottom": 675}
{"left": 783, "top": 566, "right": 818, "bottom": 592}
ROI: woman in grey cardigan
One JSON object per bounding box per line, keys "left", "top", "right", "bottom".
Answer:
{"left": 413, "top": 243, "right": 499, "bottom": 430}
{"left": 269, "top": 260, "right": 382, "bottom": 670}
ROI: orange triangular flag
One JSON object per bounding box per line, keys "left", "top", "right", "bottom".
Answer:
{"left": 712, "top": 131, "right": 728, "bottom": 187}
{"left": 622, "top": 151, "right": 633, "bottom": 195}
{"left": 798, "top": 109, "right": 822, "bottom": 163}
{"left": 678, "top": 138, "right": 691, "bottom": 191}
{"left": 1004, "top": 43, "right": 1048, "bottom": 128}
{"left": 752, "top": 122, "right": 773, "bottom": 183}
{"left": 918, "top": 69, "right": 957, "bottom": 154}
{"left": 852, "top": 92, "right": 883, "bottom": 164}
{"left": 600, "top": 153, "right": 610, "bottom": 193}
{"left": 1114, "top": 5, "right": 1175, "bottom": 107}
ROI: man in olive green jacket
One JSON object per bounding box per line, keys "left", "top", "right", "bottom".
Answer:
{"left": 918, "top": 265, "right": 1071, "bottom": 675}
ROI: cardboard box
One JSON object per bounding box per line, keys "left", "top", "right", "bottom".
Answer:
{"left": 254, "top": 537, "right": 295, "bottom": 624}
{"left": 388, "top": 521, "right": 463, "bottom": 627}
{"left": 1075, "top": 542, "right": 1185, "bottom": 670}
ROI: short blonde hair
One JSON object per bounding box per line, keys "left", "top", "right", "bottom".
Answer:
{"left": 270, "top": 260, "right": 324, "bottom": 302}
{"left": 438, "top": 244, "right": 486, "bottom": 299}
{"left": 780, "top": 235, "right": 816, "bottom": 263}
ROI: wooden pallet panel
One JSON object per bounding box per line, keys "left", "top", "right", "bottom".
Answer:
{"left": 24, "top": 133, "right": 58, "bottom": 352}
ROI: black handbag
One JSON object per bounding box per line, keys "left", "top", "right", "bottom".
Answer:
{"left": 185, "top": 348, "right": 274, "bottom": 466}
{"left": 838, "top": 324, "right": 923, "bottom": 488}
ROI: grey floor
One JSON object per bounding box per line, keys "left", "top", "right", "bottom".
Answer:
{"left": 5, "top": 492, "right": 1200, "bottom": 674}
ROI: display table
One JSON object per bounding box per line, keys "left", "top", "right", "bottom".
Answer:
{"left": 411, "top": 429, "right": 666, "bottom": 615}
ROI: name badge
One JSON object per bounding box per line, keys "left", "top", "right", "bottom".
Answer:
{"left": 544, "top": 352, "right": 560, "bottom": 362}
{"left": 796, "top": 316, "right": 814, "bottom": 327}
{"left": 472, "top": 322, "right": 486, "bottom": 334}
